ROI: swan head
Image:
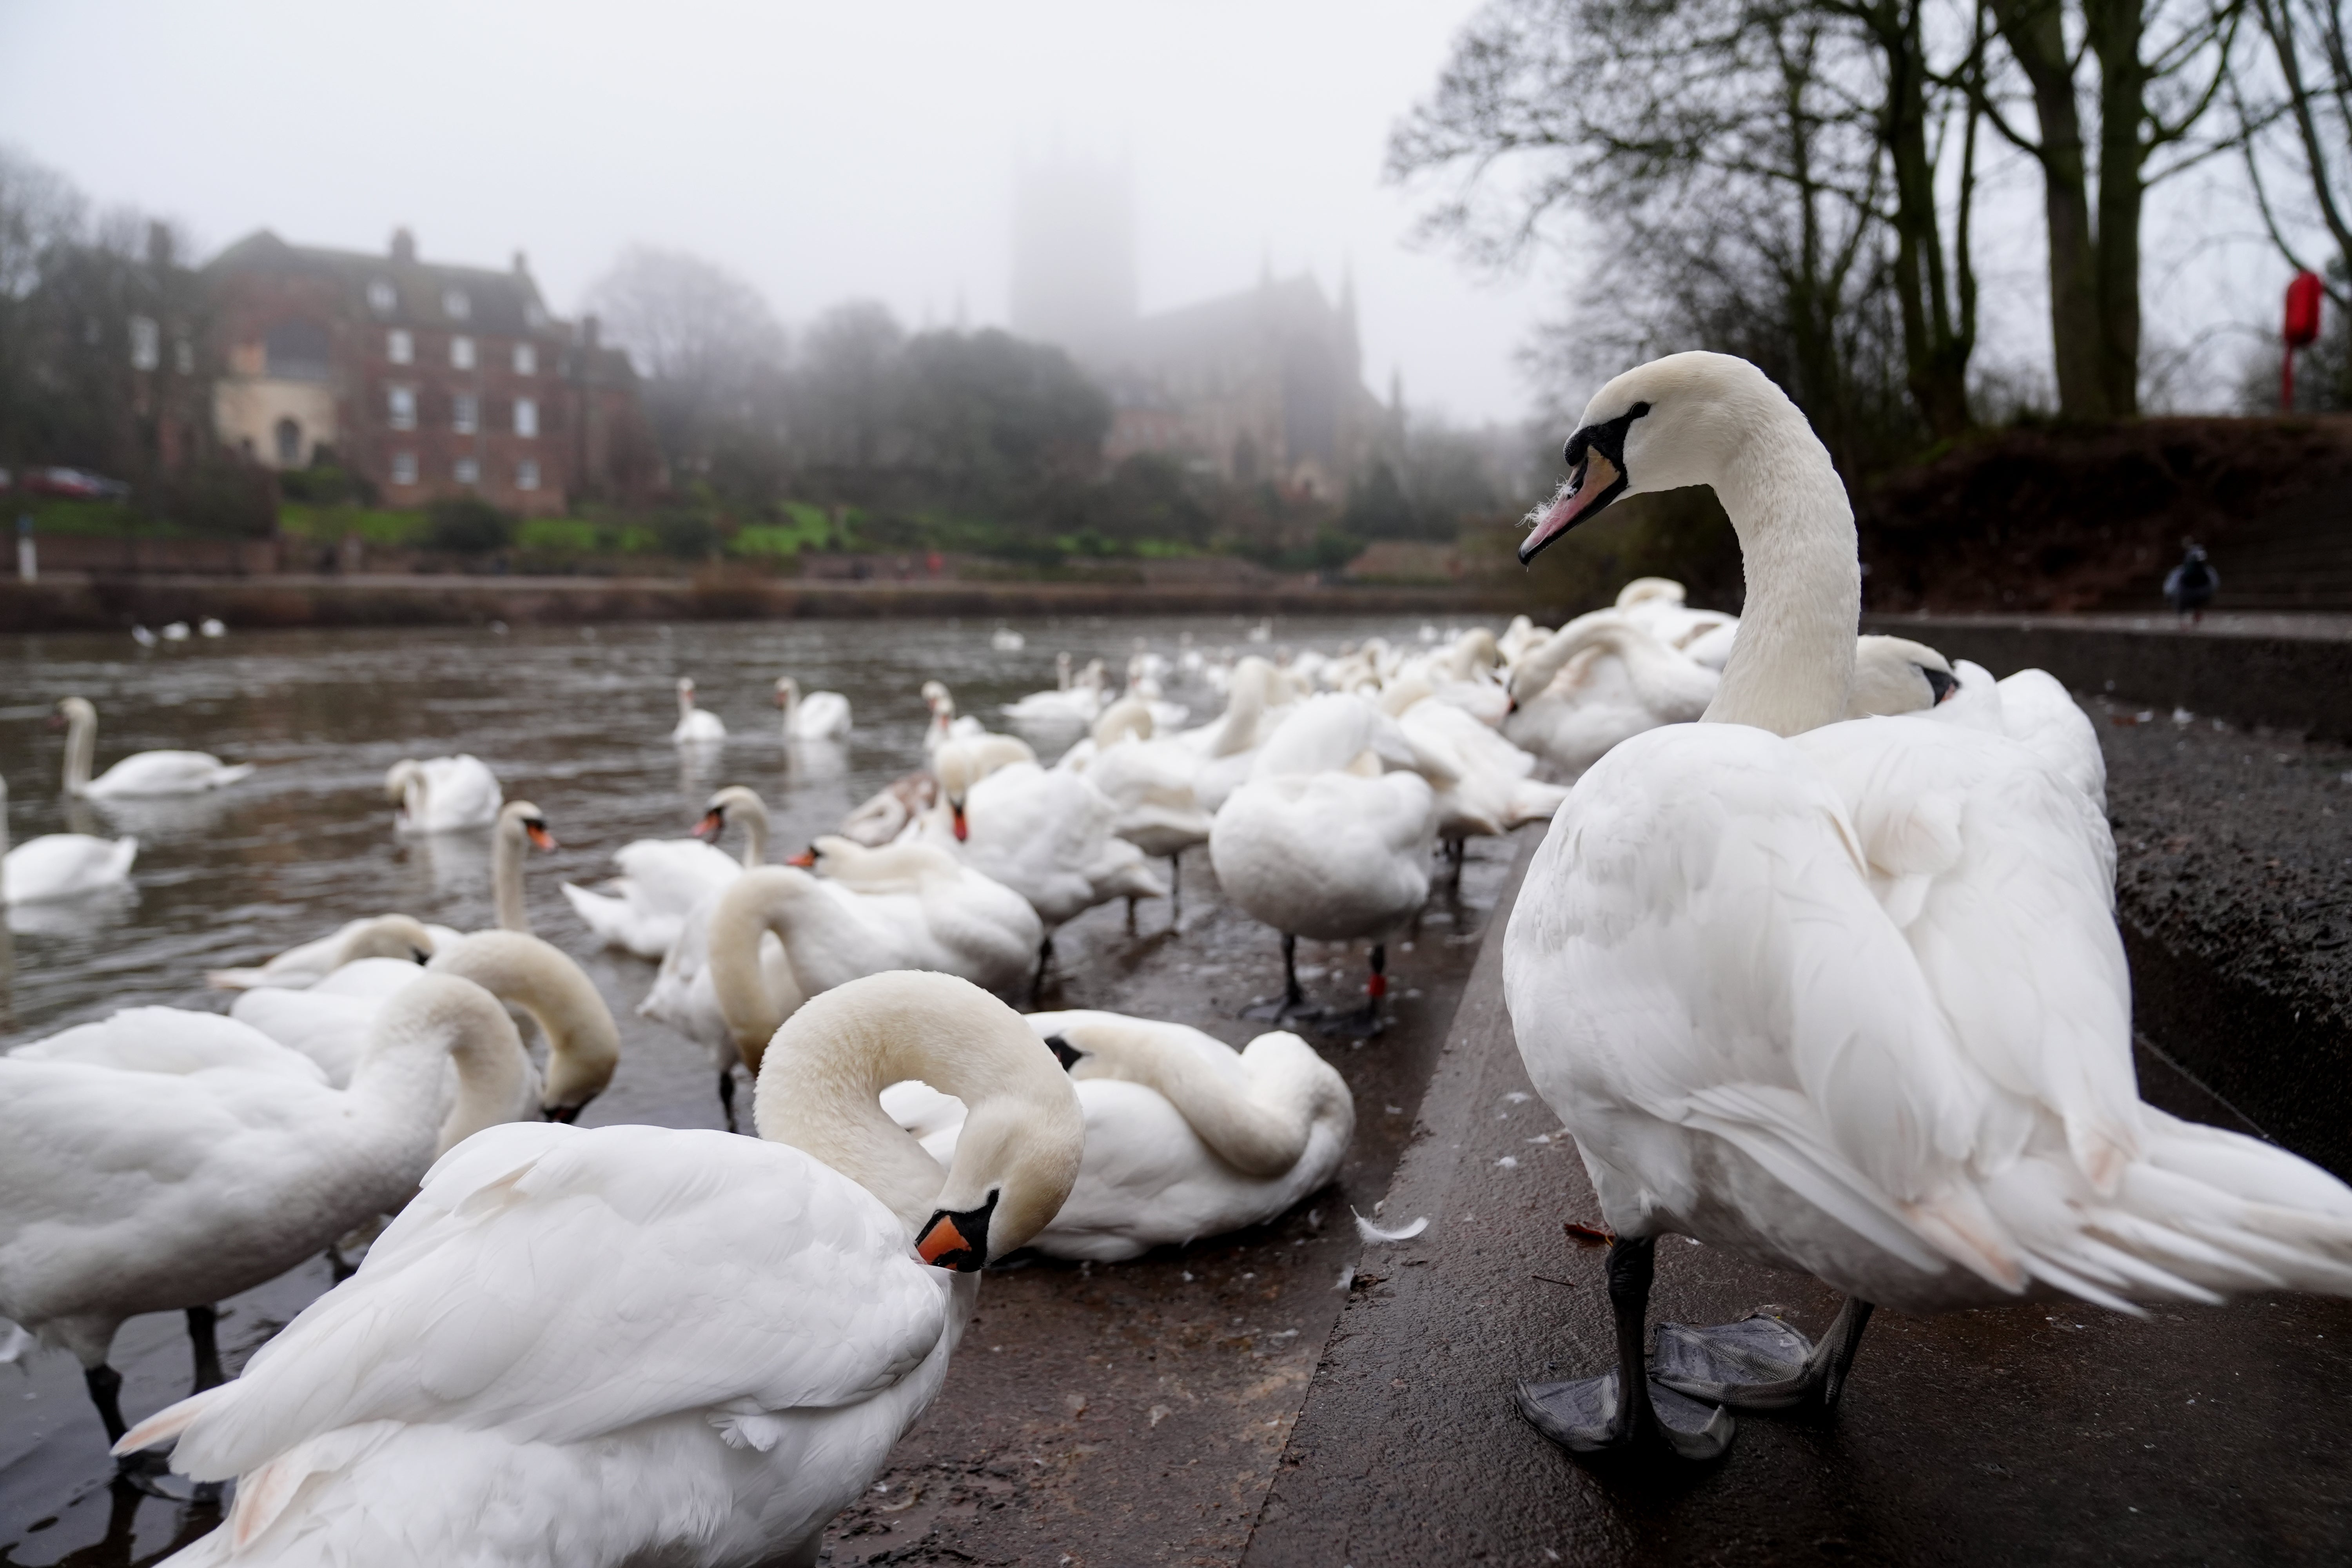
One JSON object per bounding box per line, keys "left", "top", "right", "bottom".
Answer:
{"left": 1616, "top": 577, "right": 1686, "bottom": 609}
{"left": 498, "top": 800, "right": 559, "bottom": 852}
{"left": 383, "top": 759, "right": 425, "bottom": 806}
{"left": 920, "top": 679, "right": 952, "bottom": 717}
{"left": 1520, "top": 351, "right": 1792, "bottom": 565}
{"left": 695, "top": 784, "right": 766, "bottom": 845}
{"left": 1847, "top": 635, "right": 1958, "bottom": 717}
{"left": 773, "top": 675, "right": 799, "bottom": 709}
{"left": 675, "top": 677, "right": 698, "bottom": 708}
{"left": 53, "top": 695, "right": 94, "bottom": 729}
{"left": 338, "top": 913, "right": 438, "bottom": 967}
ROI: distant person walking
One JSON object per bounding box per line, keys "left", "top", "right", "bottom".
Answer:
{"left": 2165, "top": 541, "right": 2218, "bottom": 624}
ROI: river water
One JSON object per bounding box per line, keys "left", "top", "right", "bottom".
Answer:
{"left": 0, "top": 610, "right": 1470, "bottom": 1565}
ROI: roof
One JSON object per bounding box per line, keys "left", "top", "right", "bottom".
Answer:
{"left": 206, "top": 229, "right": 555, "bottom": 338}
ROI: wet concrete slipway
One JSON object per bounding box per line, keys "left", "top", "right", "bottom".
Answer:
{"left": 6, "top": 619, "right": 2352, "bottom": 1566}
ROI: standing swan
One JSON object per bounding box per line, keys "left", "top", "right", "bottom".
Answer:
{"left": 1504, "top": 351, "right": 2352, "bottom": 1463}
{"left": 0, "top": 973, "right": 532, "bottom": 1466}
{"left": 56, "top": 696, "right": 254, "bottom": 799}
{"left": 776, "top": 675, "right": 852, "bottom": 740}
{"left": 0, "top": 774, "right": 136, "bottom": 904}
{"left": 670, "top": 677, "right": 726, "bottom": 745}
{"left": 115, "top": 972, "right": 1084, "bottom": 1568}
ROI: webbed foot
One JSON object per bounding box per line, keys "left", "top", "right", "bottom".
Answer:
{"left": 1651, "top": 1297, "right": 1874, "bottom": 1410}
{"left": 1516, "top": 1368, "right": 1732, "bottom": 1460}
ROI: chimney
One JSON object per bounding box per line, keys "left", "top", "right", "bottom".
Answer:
{"left": 146, "top": 220, "right": 174, "bottom": 270}
{"left": 582, "top": 313, "right": 601, "bottom": 350}
{"left": 513, "top": 250, "right": 530, "bottom": 276}
{"left": 390, "top": 227, "right": 416, "bottom": 264}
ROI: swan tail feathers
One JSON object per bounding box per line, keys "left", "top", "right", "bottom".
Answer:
{"left": 205, "top": 967, "right": 270, "bottom": 991}
{"left": 114, "top": 1385, "right": 221, "bottom": 1459}
{"left": 561, "top": 882, "right": 628, "bottom": 946}
{"left": 213, "top": 764, "right": 258, "bottom": 788}
{"left": 1901, "top": 1186, "right": 2031, "bottom": 1293}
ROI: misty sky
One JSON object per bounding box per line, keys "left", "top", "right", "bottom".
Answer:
{"left": 0, "top": 0, "right": 1560, "bottom": 424}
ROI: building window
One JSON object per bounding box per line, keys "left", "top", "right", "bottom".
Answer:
{"left": 274, "top": 417, "right": 303, "bottom": 468}
{"left": 524, "top": 301, "right": 548, "bottom": 330}
{"left": 514, "top": 397, "right": 538, "bottom": 438}
{"left": 368, "top": 279, "right": 397, "bottom": 316}
{"left": 264, "top": 319, "right": 332, "bottom": 381}
{"left": 390, "top": 450, "right": 418, "bottom": 485}
{"left": 443, "top": 287, "right": 471, "bottom": 321}
{"left": 454, "top": 456, "right": 481, "bottom": 486}
{"left": 516, "top": 459, "right": 540, "bottom": 491}
{"left": 129, "top": 316, "right": 160, "bottom": 371}
{"left": 388, "top": 385, "right": 417, "bottom": 430}
{"left": 450, "top": 334, "right": 475, "bottom": 370}
{"left": 513, "top": 342, "right": 536, "bottom": 375}
{"left": 387, "top": 328, "right": 413, "bottom": 364}
{"left": 452, "top": 393, "right": 479, "bottom": 434}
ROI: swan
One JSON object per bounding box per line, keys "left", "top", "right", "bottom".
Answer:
{"left": 701, "top": 850, "right": 1044, "bottom": 1088}
{"left": 670, "top": 677, "right": 726, "bottom": 745}
{"left": 230, "top": 931, "right": 621, "bottom": 1123}
{"left": 1002, "top": 658, "right": 1109, "bottom": 725}
{"left": 991, "top": 624, "right": 1026, "bottom": 651}
{"left": 56, "top": 696, "right": 254, "bottom": 799}
{"left": 1613, "top": 576, "right": 1740, "bottom": 653}
{"left": 1502, "top": 612, "right": 1719, "bottom": 777}
{"left": 1847, "top": 634, "right": 1958, "bottom": 717}
{"left": 384, "top": 754, "right": 503, "bottom": 833}
{"left": 0, "top": 774, "right": 136, "bottom": 903}
{"left": 563, "top": 785, "right": 765, "bottom": 959}
{"left": 0, "top": 973, "right": 533, "bottom": 1468}
{"left": 1382, "top": 678, "right": 1568, "bottom": 853}
{"left": 199, "top": 618, "right": 225, "bottom": 638}
{"left": 205, "top": 914, "right": 444, "bottom": 991}
{"left": 1070, "top": 706, "right": 1214, "bottom": 898}
{"left": 919, "top": 681, "right": 995, "bottom": 755}
{"left": 893, "top": 1010, "right": 1353, "bottom": 1261}
{"left": 776, "top": 675, "right": 852, "bottom": 740}
{"left": 918, "top": 748, "right": 1165, "bottom": 993}
{"left": 162, "top": 621, "right": 191, "bottom": 642}
{"left": 838, "top": 770, "right": 938, "bottom": 848}
{"left": 113, "top": 971, "right": 1085, "bottom": 1568}
{"left": 1503, "top": 349, "right": 2352, "bottom": 1464}
{"left": 1171, "top": 655, "right": 1297, "bottom": 813}
{"left": 1208, "top": 693, "right": 1437, "bottom": 1033}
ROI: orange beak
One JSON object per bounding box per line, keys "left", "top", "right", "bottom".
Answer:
{"left": 951, "top": 806, "right": 967, "bottom": 843}
{"left": 916, "top": 1214, "right": 974, "bottom": 1268}
{"left": 787, "top": 846, "right": 816, "bottom": 868}
{"left": 692, "top": 809, "right": 725, "bottom": 843}
{"left": 525, "top": 823, "right": 559, "bottom": 851}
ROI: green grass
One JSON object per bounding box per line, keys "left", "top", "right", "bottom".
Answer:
{"left": 278, "top": 503, "right": 431, "bottom": 547}
{"left": 18, "top": 497, "right": 162, "bottom": 536}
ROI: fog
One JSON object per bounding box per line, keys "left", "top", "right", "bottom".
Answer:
{"left": 0, "top": 0, "right": 1548, "bottom": 423}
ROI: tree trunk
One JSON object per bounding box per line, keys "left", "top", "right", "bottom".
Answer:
{"left": 1873, "top": 0, "right": 1976, "bottom": 436}
{"left": 2088, "top": 0, "right": 2147, "bottom": 415}
{"left": 1991, "top": 0, "right": 2114, "bottom": 419}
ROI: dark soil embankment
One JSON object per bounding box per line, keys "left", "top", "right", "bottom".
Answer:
{"left": 1859, "top": 416, "right": 2352, "bottom": 614}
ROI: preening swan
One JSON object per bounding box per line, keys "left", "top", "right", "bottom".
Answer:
{"left": 895, "top": 1009, "right": 1353, "bottom": 1261}
{"left": 1504, "top": 350, "right": 2352, "bottom": 1463}
{"left": 231, "top": 930, "right": 621, "bottom": 1123}
{"left": 563, "top": 785, "right": 764, "bottom": 960}
{"left": 0, "top": 973, "right": 533, "bottom": 1466}
{"left": 1502, "top": 612, "right": 1718, "bottom": 777}
{"left": 56, "top": 696, "right": 254, "bottom": 799}
{"left": 115, "top": 971, "right": 1085, "bottom": 1568}
{"left": 0, "top": 774, "right": 136, "bottom": 904}
{"left": 670, "top": 677, "right": 726, "bottom": 745}
{"left": 838, "top": 770, "right": 938, "bottom": 848}
{"left": 384, "top": 755, "right": 503, "bottom": 833}
{"left": 776, "top": 674, "right": 853, "bottom": 740}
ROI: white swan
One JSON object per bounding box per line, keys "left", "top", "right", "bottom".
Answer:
{"left": 776, "top": 675, "right": 852, "bottom": 740}
{"left": 1208, "top": 693, "right": 1436, "bottom": 1032}
{"left": 1383, "top": 678, "right": 1568, "bottom": 849}
{"left": 56, "top": 696, "right": 254, "bottom": 799}
{"left": 205, "top": 914, "right": 444, "bottom": 991}
{"left": 1171, "top": 655, "right": 1297, "bottom": 813}
{"left": 230, "top": 931, "right": 621, "bottom": 1123}
{"left": 1503, "top": 350, "right": 2352, "bottom": 1463}
{"left": 894, "top": 1009, "right": 1353, "bottom": 1261}
{"left": 483, "top": 800, "right": 559, "bottom": 934}
{"left": 918, "top": 749, "right": 1165, "bottom": 990}
{"left": 0, "top": 973, "right": 532, "bottom": 1465}
{"left": 113, "top": 971, "right": 1085, "bottom": 1568}
{"left": 384, "top": 754, "right": 503, "bottom": 834}
{"left": 563, "top": 785, "right": 764, "bottom": 960}
{"left": 838, "top": 770, "right": 938, "bottom": 848}
{"left": 701, "top": 850, "right": 1045, "bottom": 1089}
{"left": 1072, "top": 705, "right": 1214, "bottom": 894}
{"left": 670, "top": 677, "right": 726, "bottom": 745}
{"left": 1502, "top": 612, "right": 1719, "bottom": 777}
{"left": 0, "top": 773, "right": 136, "bottom": 904}
{"left": 1002, "top": 658, "right": 1109, "bottom": 725}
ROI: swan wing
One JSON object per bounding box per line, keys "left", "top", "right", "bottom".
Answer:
{"left": 87, "top": 750, "right": 251, "bottom": 798}
{"left": 152, "top": 1123, "right": 951, "bottom": 1483}
{"left": 11, "top": 1007, "right": 327, "bottom": 1083}
{"left": 2, "top": 833, "right": 135, "bottom": 903}
{"left": 418, "top": 755, "right": 503, "bottom": 829}
{"left": 1792, "top": 715, "right": 2140, "bottom": 1192}
{"left": 1504, "top": 724, "right": 2008, "bottom": 1276}
{"left": 230, "top": 989, "right": 384, "bottom": 1086}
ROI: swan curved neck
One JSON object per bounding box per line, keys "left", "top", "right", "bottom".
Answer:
{"left": 62, "top": 707, "right": 94, "bottom": 795}
{"left": 708, "top": 867, "right": 814, "bottom": 1064}
{"left": 430, "top": 931, "right": 619, "bottom": 1112}
{"left": 736, "top": 797, "right": 770, "bottom": 867}
{"left": 492, "top": 819, "right": 531, "bottom": 933}
{"left": 1061, "top": 1017, "right": 1321, "bottom": 1178}
{"left": 1700, "top": 427, "right": 1859, "bottom": 735}
{"left": 347, "top": 974, "right": 531, "bottom": 1155}
{"left": 1213, "top": 671, "right": 1266, "bottom": 757}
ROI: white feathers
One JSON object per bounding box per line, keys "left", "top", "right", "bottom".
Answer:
{"left": 1352, "top": 1210, "right": 1428, "bottom": 1243}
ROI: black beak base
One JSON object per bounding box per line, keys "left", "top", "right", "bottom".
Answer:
{"left": 915, "top": 1191, "right": 1000, "bottom": 1272}
{"left": 1044, "top": 1033, "right": 1083, "bottom": 1073}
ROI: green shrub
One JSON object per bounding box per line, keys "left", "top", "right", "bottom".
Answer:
{"left": 426, "top": 497, "right": 516, "bottom": 554}
{"left": 651, "top": 510, "right": 720, "bottom": 558}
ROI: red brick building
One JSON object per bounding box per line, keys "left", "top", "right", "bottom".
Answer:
{"left": 206, "top": 228, "right": 657, "bottom": 514}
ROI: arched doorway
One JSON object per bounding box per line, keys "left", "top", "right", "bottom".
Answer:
{"left": 274, "top": 417, "right": 303, "bottom": 468}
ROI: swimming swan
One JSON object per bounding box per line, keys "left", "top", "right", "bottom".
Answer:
{"left": 205, "top": 914, "right": 444, "bottom": 992}
{"left": 115, "top": 971, "right": 1084, "bottom": 1568}
{"left": 670, "top": 677, "right": 726, "bottom": 745}
{"left": 384, "top": 755, "right": 503, "bottom": 833}
{"left": 56, "top": 697, "right": 254, "bottom": 799}
{"left": 776, "top": 675, "right": 853, "bottom": 740}
{"left": 0, "top": 774, "right": 136, "bottom": 904}
{"left": 564, "top": 785, "right": 766, "bottom": 960}
{"left": 1503, "top": 349, "right": 2352, "bottom": 1463}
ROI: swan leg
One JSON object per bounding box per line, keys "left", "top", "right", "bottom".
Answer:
{"left": 717, "top": 1067, "right": 739, "bottom": 1134}
{"left": 1330, "top": 944, "right": 1389, "bottom": 1040}
{"left": 1126, "top": 896, "right": 1138, "bottom": 934}
{"left": 1243, "top": 933, "right": 1323, "bottom": 1023}
{"left": 187, "top": 1305, "right": 223, "bottom": 1394}
{"left": 1650, "top": 1296, "right": 1875, "bottom": 1411}
{"left": 1516, "top": 1237, "right": 1734, "bottom": 1461}
{"left": 1167, "top": 853, "right": 1182, "bottom": 920}
{"left": 1030, "top": 935, "right": 1055, "bottom": 1007}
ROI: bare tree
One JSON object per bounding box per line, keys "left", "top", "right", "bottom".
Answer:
{"left": 583, "top": 247, "right": 790, "bottom": 475}
{"left": 2234, "top": 0, "right": 2352, "bottom": 304}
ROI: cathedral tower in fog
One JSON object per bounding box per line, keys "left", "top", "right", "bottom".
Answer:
{"left": 1009, "top": 157, "right": 1137, "bottom": 363}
